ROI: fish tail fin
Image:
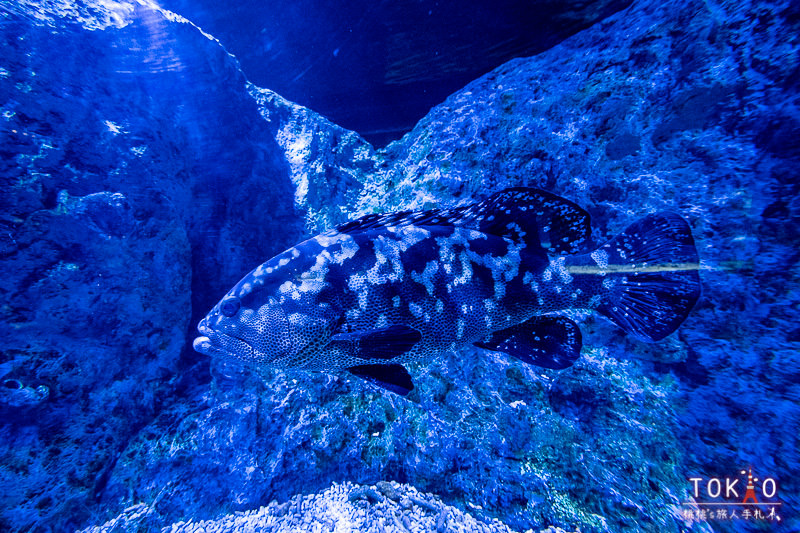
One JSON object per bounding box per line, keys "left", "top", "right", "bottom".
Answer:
{"left": 593, "top": 212, "right": 701, "bottom": 342}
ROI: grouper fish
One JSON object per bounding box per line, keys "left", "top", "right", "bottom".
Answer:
{"left": 194, "top": 187, "right": 700, "bottom": 395}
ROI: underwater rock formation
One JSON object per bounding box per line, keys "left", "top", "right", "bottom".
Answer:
{"left": 0, "top": 378, "right": 48, "bottom": 408}
{"left": 372, "top": 1, "right": 800, "bottom": 529}
{"left": 80, "top": 481, "right": 534, "bottom": 533}
{"left": 1, "top": 0, "right": 798, "bottom": 532}
{"left": 0, "top": 1, "right": 362, "bottom": 530}
{"left": 156, "top": 0, "right": 634, "bottom": 147}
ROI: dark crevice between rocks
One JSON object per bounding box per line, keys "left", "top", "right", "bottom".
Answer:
{"left": 157, "top": 0, "right": 634, "bottom": 147}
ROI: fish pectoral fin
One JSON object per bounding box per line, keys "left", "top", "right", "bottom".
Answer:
{"left": 347, "top": 364, "right": 414, "bottom": 396}
{"left": 475, "top": 315, "right": 582, "bottom": 370}
{"left": 331, "top": 325, "right": 421, "bottom": 360}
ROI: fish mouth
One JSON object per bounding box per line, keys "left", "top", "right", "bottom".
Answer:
{"left": 193, "top": 323, "right": 255, "bottom": 360}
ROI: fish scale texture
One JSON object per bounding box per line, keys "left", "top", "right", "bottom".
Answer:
{"left": 1, "top": 0, "right": 798, "bottom": 532}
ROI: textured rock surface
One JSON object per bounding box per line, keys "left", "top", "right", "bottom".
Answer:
{"left": 101, "top": 345, "right": 686, "bottom": 531}
{"left": 81, "top": 481, "right": 535, "bottom": 533}
{"left": 1, "top": 0, "right": 798, "bottom": 532}
{"left": 0, "top": 1, "right": 364, "bottom": 530}
{"left": 367, "top": 0, "right": 800, "bottom": 529}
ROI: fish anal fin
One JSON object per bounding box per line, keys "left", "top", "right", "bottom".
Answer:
{"left": 476, "top": 315, "right": 582, "bottom": 370}
{"left": 348, "top": 364, "right": 414, "bottom": 396}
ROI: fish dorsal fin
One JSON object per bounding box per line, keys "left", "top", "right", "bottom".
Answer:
{"left": 333, "top": 187, "right": 591, "bottom": 254}
{"left": 445, "top": 187, "right": 592, "bottom": 254}
{"left": 334, "top": 210, "right": 418, "bottom": 234}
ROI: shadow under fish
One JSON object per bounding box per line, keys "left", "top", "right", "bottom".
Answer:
{"left": 194, "top": 187, "right": 701, "bottom": 396}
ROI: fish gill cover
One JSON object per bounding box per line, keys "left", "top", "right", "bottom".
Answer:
{"left": 0, "top": 0, "right": 798, "bottom": 532}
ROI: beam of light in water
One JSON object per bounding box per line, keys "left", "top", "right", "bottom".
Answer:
{"left": 566, "top": 261, "right": 748, "bottom": 275}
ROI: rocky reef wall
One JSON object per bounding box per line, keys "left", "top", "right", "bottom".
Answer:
{"left": 0, "top": 0, "right": 797, "bottom": 532}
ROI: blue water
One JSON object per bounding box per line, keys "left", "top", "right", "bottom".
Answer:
{"left": 0, "top": 1, "right": 798, "bottom": 532}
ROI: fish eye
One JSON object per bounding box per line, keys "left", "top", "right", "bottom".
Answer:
{"left": 220, "top": 297, "right": 240, "bottom": 317}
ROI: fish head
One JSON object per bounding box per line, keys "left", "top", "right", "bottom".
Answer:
{"left": 193, "top": 241, "right": 340, "bottom": 366}
{"left": 193, "top": 283, "right": 292, "bottom": 366}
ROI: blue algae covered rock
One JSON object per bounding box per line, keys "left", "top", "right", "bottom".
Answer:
{"left": 1, "top": 0, "right": 798, "bottom": 532}
{"left": 0, "top": 1, "right": 366, "bottom": 530}
{"left": 0, "top": 180, "right": 191, "bottom": 529}
{"left": 81, "top": 481, "right": 564, "bottom": 533}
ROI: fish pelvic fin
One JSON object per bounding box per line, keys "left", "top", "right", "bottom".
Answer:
{"left": 347, "top": 364, "right": 414, "bottom": 396}
{"left": 569, "top": 212, "right": 701, "bottom": 342}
